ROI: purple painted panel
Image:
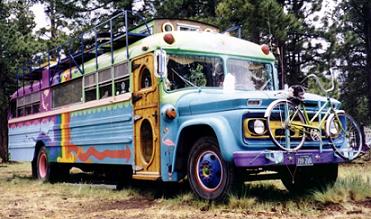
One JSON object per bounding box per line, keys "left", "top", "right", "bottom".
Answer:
{"left": 42, "top": 68, "right": 50, "bottom": 89}
{"left": 10, "top": 68, "right": 50, "bottom": 100}
{"left": 40, "top": 89, "right": 52, "bottom": 112}
{"left": 233, "top": 149, "right": 346, "bottom": 168}
{"left": 11, "top": 81, "right": 41, "bottom": 99}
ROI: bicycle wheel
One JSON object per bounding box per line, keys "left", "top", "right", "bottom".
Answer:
{"left": 326, "top": 112, "right": 362, "bottom": 160}
{"left": 265, "top": 100, "right": 306, "bottom": 151}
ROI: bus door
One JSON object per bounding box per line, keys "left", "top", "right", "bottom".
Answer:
{"left": 132, "top": 54, "right": 161, "bottom": 180}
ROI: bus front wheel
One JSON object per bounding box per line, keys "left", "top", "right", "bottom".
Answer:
{"left": 187, "top": 136, "right": 235, "bottom": 201}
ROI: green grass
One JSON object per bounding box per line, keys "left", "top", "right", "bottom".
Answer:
{"left": 313, "top": 176, "right": 371, "bottom": 204}
{"left": 1, "top": 162, "right": 371, "bottom": 217}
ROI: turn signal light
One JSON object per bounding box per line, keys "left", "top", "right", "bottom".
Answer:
{"left": 261, "top": 44, "right": 270, "bottom": 55}
{"left": 164, "top": 33, "right": 175, "bottom": 44}
{"left": 166, "top": 107, "right": 177, "bottom": 119}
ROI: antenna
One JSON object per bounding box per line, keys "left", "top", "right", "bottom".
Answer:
{"left": 266, "top": 18, "right": 273, "bottom": 48}
{"left": 267, "top": 17, "right": 285, "bottom": 87}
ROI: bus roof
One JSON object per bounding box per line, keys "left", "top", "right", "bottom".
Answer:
{"left": 80, "top": 31, "right": 276, "bottom": 76}
{"left": 11, "top": 30, "right": 276, "bottom": 99}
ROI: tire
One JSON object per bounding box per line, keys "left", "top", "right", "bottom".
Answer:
{"left": 187, "top": 136, "right": 235, "bottom": 201}
{"left": 36, "top": 147, "right": 65, "bottom": 182}
{"left": 266, "top": 100, "right": 306, "bottom": 151}
{"left": 327, "top": 112, "right": 363, "bottom": 160}
{"left": 280, "top": 164, "right": 338, "bottom": 194}
{"left": 36, "top": 147, "right": 50, "bottom": 181}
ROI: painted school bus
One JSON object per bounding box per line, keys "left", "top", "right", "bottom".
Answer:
{"left": 8, "top": 12, "right": 365, "bottom": 201}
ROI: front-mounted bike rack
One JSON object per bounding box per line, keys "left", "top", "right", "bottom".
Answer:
{"left": 15, "top": 10, "right": 151, "bottom": 96}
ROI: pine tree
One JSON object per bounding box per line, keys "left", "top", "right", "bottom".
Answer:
{"left": 327, "top": 0, "right": 371, "bottom": 124}
{"left": 0, "top": 1, "right": 43, "bottom": 161}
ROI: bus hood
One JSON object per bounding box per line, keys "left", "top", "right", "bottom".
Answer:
{"left": 176, "top": 89, "right": 340, "bottom": 116}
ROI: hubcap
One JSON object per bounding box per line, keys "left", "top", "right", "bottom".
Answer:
{"left": 196, "top": 151, "right": 223, "bottom": 192}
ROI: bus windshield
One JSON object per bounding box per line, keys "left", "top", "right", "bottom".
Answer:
{"left": 166, "top": 54, "right": 224, "bottom": 91}
{"left": 226, "top": 59, "right": 273, "bottom": 91}
{"left": 165, "top": 54, "right": 273, "bottom": 91}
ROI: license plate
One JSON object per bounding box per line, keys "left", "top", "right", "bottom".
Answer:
{"left": 296, "top": 155, "right": 313, "bottom": 166}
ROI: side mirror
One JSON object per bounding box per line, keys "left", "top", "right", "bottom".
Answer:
{"left": 155, "top": 49, "right": 167, "bottom": 78}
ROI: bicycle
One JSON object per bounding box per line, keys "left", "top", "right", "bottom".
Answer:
{"left": 264, "top": 73, "right": 363, "bottom": 160}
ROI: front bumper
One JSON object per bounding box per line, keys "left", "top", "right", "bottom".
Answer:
{"left": 233, "top": 149, "right": 346, "bottom": 168}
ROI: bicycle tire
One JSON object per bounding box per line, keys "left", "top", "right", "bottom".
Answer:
{"left": 326, "top": 112, "right": 363, "bottom": 160}
{"left": 265, "top": 100, "right": 306, "bottom": 151}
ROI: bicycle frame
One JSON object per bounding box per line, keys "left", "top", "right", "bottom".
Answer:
{"left": 289, "top": 97, "right": 337, "bottom": 151}
{"left": 292, "top": 98, "right": 333, "bottom": 129}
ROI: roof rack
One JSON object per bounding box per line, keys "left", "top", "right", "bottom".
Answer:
{"left": 15, "top": 10, "right": 150, "bottom": 96}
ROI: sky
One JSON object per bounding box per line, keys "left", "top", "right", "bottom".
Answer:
{"left": 30, "top": 1, "right": 145, "bottom": 32}
{"left": 30, "top": 3, "right": 48, "bottom": 31}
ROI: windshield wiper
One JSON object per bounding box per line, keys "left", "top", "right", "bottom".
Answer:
{"left": 171, "top": 68, "right": 197, "bottom": 88}
{"left": 259, "top": 78, "right": 272, "bottom": 91}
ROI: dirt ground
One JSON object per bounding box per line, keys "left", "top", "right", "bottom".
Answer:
{"left": 0, "top": 162, "right": 371, "bottom": 219}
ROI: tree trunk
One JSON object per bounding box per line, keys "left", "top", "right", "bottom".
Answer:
{"left": 48, "top": 1, "right": 57, "bottom": 40}
{"left": 367, "top": 1, "right": 371, "bottom": 122}
{"left": 0, "top": 108, "right": 8, "bottom": 162}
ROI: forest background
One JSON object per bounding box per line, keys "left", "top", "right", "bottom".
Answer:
{"left": 0, "top": 0, "right": 370, "bottom": 161}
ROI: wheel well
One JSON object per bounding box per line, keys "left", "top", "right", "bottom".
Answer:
{"left": 174, "top": 125, "right": 217, "bottom": 175}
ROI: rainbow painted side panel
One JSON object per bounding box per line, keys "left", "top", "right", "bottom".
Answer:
{"left": 9, "top": 100, "right": 134, "bottom": 165}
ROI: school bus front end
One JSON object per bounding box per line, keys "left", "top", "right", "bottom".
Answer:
{"left": 153, "top": 31, "right": 359, "bottom": 200}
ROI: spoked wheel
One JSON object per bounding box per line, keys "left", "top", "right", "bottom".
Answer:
{"left": 187, "top": 137, "right": 235, "bottom": 201}
{"left": 265, "top": 100, "right": 306, "bottom": 151}
{"left": 327, "top": 112, "right": 362, "bottom": 160}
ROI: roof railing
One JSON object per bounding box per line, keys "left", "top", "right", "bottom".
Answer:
{"left": 15, "top": 10, "right": 150, "bottom": 96}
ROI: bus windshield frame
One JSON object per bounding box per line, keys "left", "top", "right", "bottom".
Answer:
{"left": 164, "top": 53, "right": 275, "bottom": 92}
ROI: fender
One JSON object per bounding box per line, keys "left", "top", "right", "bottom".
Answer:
{"left": 174, "top": 116, "right": 240, "bottom": 163}
{"left": 264, "top": 99, "right": 293, "bottom": 118}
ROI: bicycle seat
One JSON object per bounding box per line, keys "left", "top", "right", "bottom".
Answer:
{"left": 288, "top": 85, "right": 305, "bottom": 102}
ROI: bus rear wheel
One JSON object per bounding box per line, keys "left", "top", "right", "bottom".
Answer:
{"left": 35, "top": 147, "right": 67, "bottom": 182}
{"left": 187, "top": 136, "right": 235, "bottom": 201}
{"left": 36, "top": 147, "right": 50, "bottom": 181}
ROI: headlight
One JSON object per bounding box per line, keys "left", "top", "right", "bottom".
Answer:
{"left": 253, "top": 119, "right": 265, "bottom": 135}
{"left": 244, "top": 118, "right": 267, "bottom": 137}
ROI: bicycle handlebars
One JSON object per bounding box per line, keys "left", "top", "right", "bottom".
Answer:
{"left": 301, "top": 72, "right": 335, "bottom": 94}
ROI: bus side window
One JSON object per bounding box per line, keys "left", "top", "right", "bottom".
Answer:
{"left": 85, "top": 87, "right": 96, "bottom": 101}
{"left": 115, "top": 78, "right": 129, "bottom": 95}
{"left": 9, "top": 99, "right": 16, "bottom": 118}
{"left": 84, "top": 73, "right": 96, "bottom": 102}
{"left": 16, "top": 96, "right": 25, "bottom": 117}
{"left": 98, "top": 69, "right": 112, "bottom": 99}
{"left": 99, "top": 83, "right": 112, "bottom": 99}
{"left": 32, "top": 103, "right": 40, "bottom": 114}
{"left": 114, "top": 63, "right": 129, "bottom": 95}
{"left": 52, "top": 78, "right": 82, "bottom": 108}
{"left": 17, "top": 107, "right": 24, "bottom": 117}
{"left": 29, "top": 92, "right": 40, "bottom": 114}
{"left": 25, "top": 105, "right": 32, "bottom": 115}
